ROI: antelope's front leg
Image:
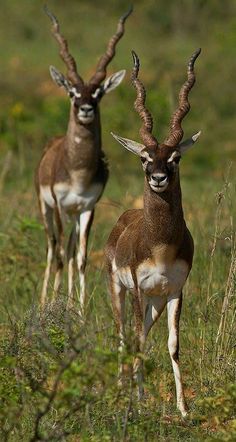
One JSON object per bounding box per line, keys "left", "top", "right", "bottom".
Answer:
{"left": 167, "top": 291, "right": 188, "bottom": 417}
{"left": 77, "top": 209, "right": 94, "bottom": 312}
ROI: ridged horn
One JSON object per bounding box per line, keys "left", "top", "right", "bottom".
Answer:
{"left": 89, "top": 6, "right": 133, "bottom": 86}
{"left": 164, "top": 48, "right": 201, "bottom": 147}
{"left": 44, "top": 5, "right": 84, "bottom": 87}
{"left": 131, "top": 51, "right": 158, "bottom": 148}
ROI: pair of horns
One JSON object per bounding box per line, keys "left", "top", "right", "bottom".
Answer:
{"left": 131, "top": 48, "right": 201, "bottom": 148}
{"left": 44, "top": 5, "right": 133, "bottom": 88}
{"left": 45, "top": 5, "right": 200, "bottom": 145}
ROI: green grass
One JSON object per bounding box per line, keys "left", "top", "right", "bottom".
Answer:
{"left": 0, "top": 0, "right": 236, "bottom": 440}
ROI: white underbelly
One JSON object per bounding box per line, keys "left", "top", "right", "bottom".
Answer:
{"left": 137, "top": 263, "right": 169, "bottom": 295}
{"left": 115, "top": 259, "right": 189, "bottom": 296}
{"left": 40, "top": 182, "right": 103, "bottom": 213}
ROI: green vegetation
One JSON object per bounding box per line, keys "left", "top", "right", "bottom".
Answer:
{"left": 0, "top": 0, "right": 236, "bottom": 440}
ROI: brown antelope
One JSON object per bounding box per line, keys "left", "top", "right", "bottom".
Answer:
{"left": 105, "top": 49, "right": 201, "bottom": 416}
{"left": 35, "top": 6, "right": 132, "bottom": 310}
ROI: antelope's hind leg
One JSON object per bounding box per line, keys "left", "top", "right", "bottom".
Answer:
{"left": 66, "top": 222, "right": 77, "bottom": 309}
{"left": 39, "top": 198, "right": 56, "bottom": 307}
{"left": 52, "top": 206, "right": 65, "bottom": 301}
{"left": 133, "top": 294, "right": 167, "bottom": 400}
{"left": 107, "top": 267, "right": 126, "bottom": 384}
{"left": 167, "top": 292, "right": 188, "bottom": 417}
{"left": 132, "top": 289, "right": 147, "bottom": 399}
{"left": 144, "top": 294, "right": 167, "bottom": 337}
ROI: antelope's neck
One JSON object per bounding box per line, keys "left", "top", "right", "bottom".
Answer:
{"left": 65, "top": 106, "right": 102, "bottom": 169}
{"left": 143, "top": 175, "right": 185, "bottom": 245}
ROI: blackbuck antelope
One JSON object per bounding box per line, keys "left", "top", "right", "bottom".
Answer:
{"left": 105, "top": 49, "right": 201, "bottom": 416}
{"left": 35, "top": 6, "right": 132, "bottom": 310}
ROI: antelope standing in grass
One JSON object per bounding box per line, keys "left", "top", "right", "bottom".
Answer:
{"left": 105, "top": 49, "right": 201, "bottom": 416}
{"left": 35, "top": 6, "right": 132, "bottom": 310}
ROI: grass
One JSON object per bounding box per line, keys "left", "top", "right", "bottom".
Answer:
{"left": 0, "top": 0, "right": 236, "bottom": 440}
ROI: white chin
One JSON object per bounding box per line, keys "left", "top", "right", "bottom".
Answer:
{"left": 150, "top": 184, "right": 168, "bottom": 193}
{"left": 78, "top": 115, "right": 94, "bottom": 124}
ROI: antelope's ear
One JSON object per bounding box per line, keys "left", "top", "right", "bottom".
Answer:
{"left": 111, "top": 132, "right": 145, "bottom": 155}
{"left": 103, "top": 70, "right": 126, "bottom": 94}
{"left": 111, "top": 132, "right": 153, "bottom": 162}
{"left": 49, "top": 66, "right": 71, "bottom": 93}
{"left": 178, "top": 131, "right": 201, "bottom": 154}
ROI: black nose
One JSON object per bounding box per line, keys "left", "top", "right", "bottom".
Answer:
{"left": 80, "top": 105, "right": 93, "bottom": 113}
{"left": 151, "top": 174, "right": 167, "bottom": 184}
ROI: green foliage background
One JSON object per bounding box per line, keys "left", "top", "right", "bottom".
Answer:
{"left": 0, "top": 0, "right": 236, "bottom": 440}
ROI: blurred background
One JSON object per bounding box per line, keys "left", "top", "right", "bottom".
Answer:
{"left": 0, "top": 1, "right": 236, "bottom": 439}
{"left": 1, "top": 0, "right": 235, "bottom": 310}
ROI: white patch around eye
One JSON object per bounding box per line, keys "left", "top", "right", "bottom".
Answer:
{"left": 70, "top": 87, "right": 81, "bottom": 98}
{"left": 141, "top": 152, "right": 153, "bottom": 163}
{"left": 167, "top": 151, "right": 181, "bottom": 163}
{"left": 92, "top": 88, "right": 101, "bottom": 99}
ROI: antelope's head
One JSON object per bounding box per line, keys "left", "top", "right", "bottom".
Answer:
{"left": 45, "top": 6, "right": 132, "bottom": 125}
{"left": 112, "top": 50, "right": 201, "bottom": 193}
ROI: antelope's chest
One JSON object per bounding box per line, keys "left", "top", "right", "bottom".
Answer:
{"left": 40, "top": 179, "right": 103, "bottom": 213}
{"left": 116, "top": 259, "right": 189, "bottom": 296}
{"left": 137, "top": 259, "right": 189, "bottom": 295}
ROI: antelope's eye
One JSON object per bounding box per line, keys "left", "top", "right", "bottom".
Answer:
{"left": 92, "top": 88, "right": 102, "bottom": 99}
{"left": 173, "top": 155, "right": 181, "bottom": 164}
{"left": 167, "top": 155, "right": 181, "bottom": 165}
{"left": 141, "top": 156, "right": 147, "bottom": 164}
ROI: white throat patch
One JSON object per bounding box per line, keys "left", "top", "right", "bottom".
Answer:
{"left": 75, "top": 136, "right": 82, "bottom": 144}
